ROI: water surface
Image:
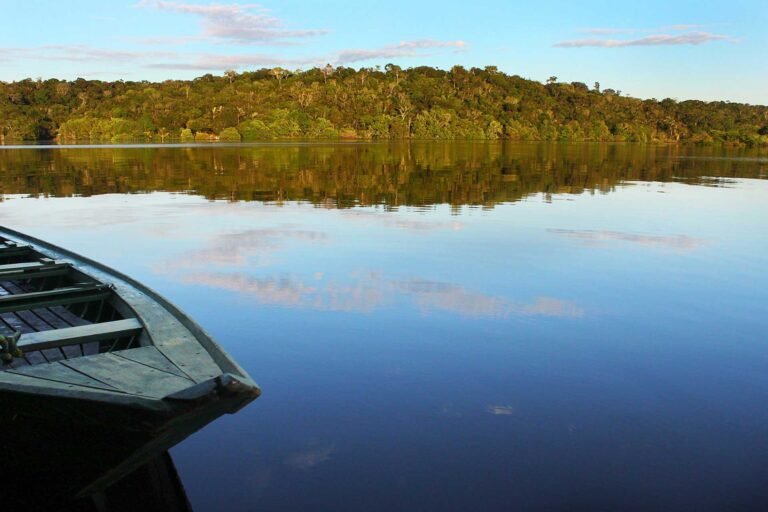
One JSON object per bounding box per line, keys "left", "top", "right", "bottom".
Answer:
{"left": 1, "top": 143, "right": 767, "bottom": 511}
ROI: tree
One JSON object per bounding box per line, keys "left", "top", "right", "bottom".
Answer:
{"left": 270, "top": 67, "right": 289, "bottom": 87}
{"left": 385, "top": 63, "right": 403, "bottom": 85}
{"left": 218, "top": 127, "right": 241, "bottom": 141}
{"left": 321, "top": 64, "right": 335, "bottom": 84}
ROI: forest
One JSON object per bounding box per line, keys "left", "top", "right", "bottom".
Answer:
{"left": 1, "top": 65, "right": 767, "bottom": 145}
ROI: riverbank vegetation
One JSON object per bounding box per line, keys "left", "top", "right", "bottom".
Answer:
{"left": 1, "top": 66, "right": 767, "bottom": 145}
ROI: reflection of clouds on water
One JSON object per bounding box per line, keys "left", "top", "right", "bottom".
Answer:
{"left": 341, "top": 210, "right": 463, "bottom": 232}
{"left": 184, "top": 272, "right": 388, "bottom": 311}
{"left": 548, "top": 229, "right": 706, "bottom": 250}
{"left": 0, "top": 199, "right": 146, "bottom": 229}
{"left": 397, "top": 279, "right": 583, "bottom": 318}
{"left": 180, "top": 271, "right": 584, "bottom": 318}
{"left": 283, "top": 443, "right": 335, "bottom": 470}
{"left": 487, "top": 405, "right": 515, "bottom": 416}
{"left": 177, "top": 228, "right": 328, "bottom": 267}
{"left": 439, "top": 404, "right": 463, "bottom": 418}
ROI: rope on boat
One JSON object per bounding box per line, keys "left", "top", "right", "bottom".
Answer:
{"left": 0, "top": 332, "right": 22, "bottom": 363}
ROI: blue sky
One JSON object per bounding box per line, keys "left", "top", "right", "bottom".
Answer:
{"left": 1, "top": 0, "right": 766, "bottom": 104}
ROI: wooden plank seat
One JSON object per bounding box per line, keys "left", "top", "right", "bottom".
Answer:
{"left": 0, "top": 279, "right": 91, "bottom": 328}
{"left": 0, "top": 262, "right": 72, "bottom": 282}
{"left": 0, "top": 319, "right": 143, "bottom": 370}
{"left": 17, "top": 318, "right": 143, "bottom": 353}
{"left": 0, "top": 277, "right": 114, "bottom": 362}
{"left": 0, "top": 262, "right": 61, "bottom": 273}
{"left": 0, "top": 283, "right": 112, "bottom": 314}
{"left": 0, "top": 244, "right": 34, "bottom": 258}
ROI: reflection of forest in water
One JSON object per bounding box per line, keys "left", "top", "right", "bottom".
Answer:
{"left": 1, "top": 143, "right": 766, "bottom": 207}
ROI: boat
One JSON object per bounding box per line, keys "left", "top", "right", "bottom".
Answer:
{"left": 0, "top": 226, "right": 261, "bottom": 494}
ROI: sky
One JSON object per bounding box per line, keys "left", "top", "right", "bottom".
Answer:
{"left": 1, "top": 0, "right": 766, "bottom": 104}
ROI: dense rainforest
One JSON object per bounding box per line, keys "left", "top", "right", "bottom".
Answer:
{"left": 1, "top": 65, "right": 767, "bottom": 145}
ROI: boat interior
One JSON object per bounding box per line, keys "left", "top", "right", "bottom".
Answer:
{"left": 0, "top": 236, "right": 145, "bottom": 370}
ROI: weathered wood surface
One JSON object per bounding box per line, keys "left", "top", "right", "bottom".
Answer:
{"left": 0, "top": 280, "right": 103, "bottom": 360}
{"left": 0, "top": 284, "right": 111, "bottom": 314}
{"left": 3, "top": 279, "right": 94, "bottom": 330}
{"left": 129, "top": 301, "right": 222, "bottom": 384}
{"left": 114, "top": 346, "right": 193, "bottom": 380}
{"left": 7, "top": 361, "right": 120, "bottom": 392}
{"left": 17, "top": 318, "right": 143, "bottom": 352}
{"left": 3, "top": 347, "right": 196, "bottom": 399}
{"left": 61, "top": 352, "right": 195, "bottom": 398}
{"left": 0, "top": 244, "right": 33, "bottom": 258}
{"left": 0, "top": 367, "right": 166, "bottom": 410}
{"left": 0, "top": 263, "right": 71, "bottom": 282}
{"left": 0, "top": 261, "right": 58, "bottom": 273}
{"left": 29, "top": 307, "right": 85, "bottom": 358}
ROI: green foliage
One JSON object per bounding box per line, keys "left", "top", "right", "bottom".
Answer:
{"left": 58, "top": 117, "right": 144, "bottom": 143}
{"left": 195, "top": 132, "right": 216, "bottom": 142}
{"left": 366, "top": 114, "right": 394, "bottom": 138}
{"left": 238, "top": 119, "right": 271, "bottom": 141}
{"left": 180, "top": 128, "right": 194, "bottom": 142}
{"left": 0, "top": 68, "right": 766, "bottom": 145}
{"left": 218, "top": 127, "right": 242, "bottom": 142}
{"left": 266, "top": 109, "right": 302, "bottom": 138}
{"left": 305, "top": 118, "right": 339, "bottom": 138}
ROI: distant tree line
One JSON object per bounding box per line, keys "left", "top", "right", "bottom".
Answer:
{"left": 1, "top": 65, "right": 767, "bottom": 145}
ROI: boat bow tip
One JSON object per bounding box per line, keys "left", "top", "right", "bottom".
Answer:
{"left": 164, "top": 373, "right": 261, "bottom": 413}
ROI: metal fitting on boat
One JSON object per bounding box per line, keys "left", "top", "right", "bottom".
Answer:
{"left": 0, "top": 332, "right": 22, "bottom": 363}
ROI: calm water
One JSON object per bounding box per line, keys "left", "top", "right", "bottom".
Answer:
{"left": 2, "top": 143, "right": 768, "bottom": 511}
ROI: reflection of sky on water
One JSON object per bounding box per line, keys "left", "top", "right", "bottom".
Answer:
{"left": 1, "top": 177, "right": 768, "bottom": 511}
{"left": 548, "top": 229, "right": 706, "bottom": 250}
{"left": 177, "top": 270, "right": 584, "bottom": 317}
{"left": 170, "top": 228, "right": 330, "bottom": 267}
{"left": 283, "top": 443, "right": 336, "bottom": 470}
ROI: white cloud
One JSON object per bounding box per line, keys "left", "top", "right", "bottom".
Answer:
{"left": 0, "top": 45, "right": 177, "bottom": 63}
{"left": 336, "top": 39, "right": 466, "bottom": 65}
{"left": 555, "top": 31, "right": 735, "bottom": 48}
{"left": 146, "top": 53, "right": 315, "bottom": 70}
{"left": 137, "top": 0, "right": 326, "bottom": 44}
{"left": 665, "top": 24, "right": 705, "bottom": 31}
{"left": 580, "top": 28, "right": 637, "bottom": 35}
{"left": 147, "top": 39, "right": 469, "bottom": 72}
{"left": 579, "top": 24, "right": 705, "bottom": 35}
